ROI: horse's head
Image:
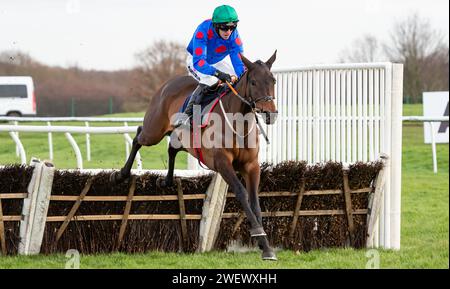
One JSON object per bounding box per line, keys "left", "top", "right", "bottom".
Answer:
{"left": 241, "top": 51, "right": 278, "bottom": 125}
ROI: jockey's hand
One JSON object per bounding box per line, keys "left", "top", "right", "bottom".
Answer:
{"left": 231, "top": 75, "right": 238, "bottom": 83}
{"left": 214, "top": 70, "right": 232, "bottom": 83}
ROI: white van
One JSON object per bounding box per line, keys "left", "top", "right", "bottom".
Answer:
{"left": 0, "top": 76, "right": 36, "bottom": 116}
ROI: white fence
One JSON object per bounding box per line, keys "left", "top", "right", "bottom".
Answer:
{"left": 0, "top": 118, "right": 142, "bottom": 170}
{"left": 262, "top": 62, "right": 404, "bottom": 250}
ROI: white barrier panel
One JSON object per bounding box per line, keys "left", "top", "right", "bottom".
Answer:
{"left": 19, "top": 159, "right": 55, "bottom": 255}
{"left": 271, "top": 62, "right": 403, "bottom": 250}
{"left": 423, "top": 91, "right": 449, "bottom": 144}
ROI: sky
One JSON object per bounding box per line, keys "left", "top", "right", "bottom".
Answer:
{"left": 0, "top": 0, "right": 448, "bottom": 71}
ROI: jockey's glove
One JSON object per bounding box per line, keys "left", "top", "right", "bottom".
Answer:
{"left": 214, "top": 70, "right": 232, "bottom": 83}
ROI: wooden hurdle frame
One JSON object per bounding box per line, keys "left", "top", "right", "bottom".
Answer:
{"left": 0, "top": 157, "right": 387, "bottom": 255}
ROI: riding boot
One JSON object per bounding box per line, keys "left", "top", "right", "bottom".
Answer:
{"left": 174, "top": 83, "right": 208, "bottom": 127}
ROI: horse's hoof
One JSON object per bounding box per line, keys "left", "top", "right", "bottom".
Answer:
{"left": 110, "top": 171, "right": 122, "bottom": 185}
{"left": 262, "top": 250, "right": 277, "bottom": 261}
{"left": 156, "top": 177, "right": 163, "bottom": 188}
{"left": 156, "top": 177, "right": 173, "bottom": 188}
{"left": 250, "top": 226, "right": 267, "bottom": 237}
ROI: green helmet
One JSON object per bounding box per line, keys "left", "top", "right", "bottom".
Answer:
{"left": 212, "top": 5, "right": 239, "bottom": 24}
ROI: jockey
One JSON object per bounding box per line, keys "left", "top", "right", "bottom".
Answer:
{"left": 174, "top": 4, "right": 245, "bottom": 127}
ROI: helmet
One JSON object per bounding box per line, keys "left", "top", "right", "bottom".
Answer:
{"left": 212, "top": 5, "right": 239, "bottom": 24}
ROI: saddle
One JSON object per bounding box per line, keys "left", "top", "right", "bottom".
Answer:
{"left": 179, "top": 83, "right": 228, "bottom": 127}
{"left": 177, "top": 83, "right": 229, "bottom": 168}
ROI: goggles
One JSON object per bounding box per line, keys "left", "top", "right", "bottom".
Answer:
{"left": 217, "top": 23, "right": 237, "bottom": 32}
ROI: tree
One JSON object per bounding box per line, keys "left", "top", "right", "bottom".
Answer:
{"left": 0, "top": 50, "right": 40, "bottom": 67}
{"left": 383, "top": 13, "right": 449, "bottom": 103}
{"left": 338, "top": 13, "right": 449, "bottom": 103}
{"left": 126, "top": 40, "right": 187, "bottom": 111}
{"left": 339, "top": 34, "right": 386, "bottom": 63}
{"left": 0, "top": 50, "right": 131, "bottom": 116}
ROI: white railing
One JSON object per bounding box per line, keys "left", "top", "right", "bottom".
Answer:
{"left": 0, "top": 117, "right": 143, "bottom": 122}
{"left": 0, "top": 123, "right": 142, "bottom": 170}
{"left": 402, "top": 116, "right": 449, "bottom": 174}
{"left": 0, "top": 116, "right": 144, "bottom": 166}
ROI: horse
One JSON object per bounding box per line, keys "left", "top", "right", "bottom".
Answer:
{"left": 111, "top": 51, "right": 279, "bottom": 260}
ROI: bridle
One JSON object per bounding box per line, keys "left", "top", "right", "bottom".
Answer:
{"left": 222, "top": 80, "right": 273, "bottom": 143}
{"left": 225, "top": 81, "right": 274, "bottom": 113}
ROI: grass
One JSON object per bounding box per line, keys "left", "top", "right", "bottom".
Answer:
{"left": 0, "top": 104, "right": 448, "bottom": 268}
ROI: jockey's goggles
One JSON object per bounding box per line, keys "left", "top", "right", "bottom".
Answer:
{"left": 217, "top": 24, "right": 237, "bottom": 32}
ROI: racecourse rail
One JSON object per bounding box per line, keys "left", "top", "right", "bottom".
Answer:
{"left": 1, "top": 62, "right": 448, "bottom": 250}
{"left": 0, "top": 116, "right": 446, "bottom": 173}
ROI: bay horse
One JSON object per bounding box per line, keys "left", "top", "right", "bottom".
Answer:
{"left": 111, "top": 51, "right": 279, "bottom": 260}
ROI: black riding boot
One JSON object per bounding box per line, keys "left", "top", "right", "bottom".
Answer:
{"left": 174, "top": 83, "right": 208, "bottom": 127}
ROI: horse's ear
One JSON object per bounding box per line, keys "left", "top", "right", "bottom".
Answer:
{"left": 265, "top": 50, "right": 277, "bottom": 70}
{"left": 240, "top": 53, "right": 254, "bottom": 70}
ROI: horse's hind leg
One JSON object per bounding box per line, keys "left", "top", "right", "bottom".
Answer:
{"left": 110, "top": 126, "right": 143, "bottom": 184}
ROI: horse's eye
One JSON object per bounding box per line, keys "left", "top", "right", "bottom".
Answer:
{"left": 251, "top": 80, "right": 257, "bottom": 86}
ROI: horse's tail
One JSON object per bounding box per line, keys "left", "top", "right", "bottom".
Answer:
{"left": 137, "top": 125, "right": 143, "bottom": 136}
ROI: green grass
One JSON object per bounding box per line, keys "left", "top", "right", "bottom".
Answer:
{"left": 0, "top": 104, "right": 448, "bottom": 268}
{"left": 402, "top": 103, "right": 423, "bottom": 116}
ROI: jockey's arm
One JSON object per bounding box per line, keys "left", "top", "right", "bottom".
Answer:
{"left": 229, "top": 31, "right": 245, "bottom": 80}
{"left": 192, "top": 28, "right": 217, "bottom": 76}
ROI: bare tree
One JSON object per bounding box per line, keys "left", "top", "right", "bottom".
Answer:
{"left": 384, "top": 13, "right": 449, "bottom": 102}
{"left": 339, "top": 34, "right": 386, "bottom": 63}
{"left": 0, "top": 50, "right": 40, "bottom": 67}
{"left": 126, "top": 40, "right": 187, "bottom": 111}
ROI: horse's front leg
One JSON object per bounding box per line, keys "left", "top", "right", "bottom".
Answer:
{"left": 242, "top": 161, "right": 276, "bottom": 260}
{"left": 215, "top": 153, "right": 277, "bottom": 261}
{"left": 242, "top": 161, "right": 263, "bottom": 226}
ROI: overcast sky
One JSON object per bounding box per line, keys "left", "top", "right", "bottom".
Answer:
{"left": 0, "top": 0, "right": 448, "bottom": 71}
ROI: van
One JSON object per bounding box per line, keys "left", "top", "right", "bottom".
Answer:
{"left": 0, "top": 76, "right": 36, "bottom": 116}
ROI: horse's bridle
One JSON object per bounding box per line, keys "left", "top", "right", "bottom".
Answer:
{"left": 225, "top": 81, "right": 274, "bottom": 112}
{"left": 224, "top": 81, "right": 273, "bottom": 143}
